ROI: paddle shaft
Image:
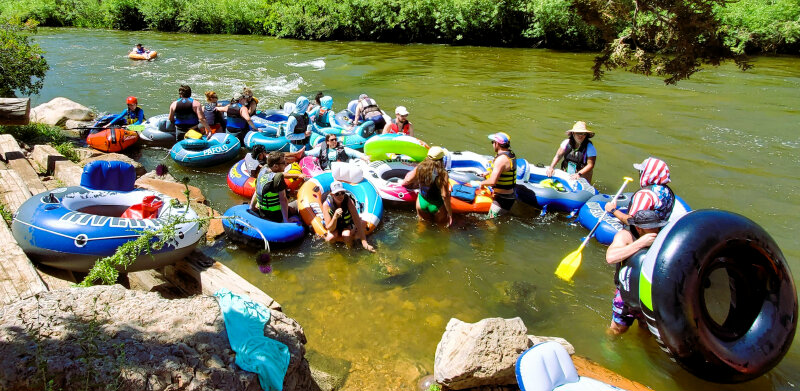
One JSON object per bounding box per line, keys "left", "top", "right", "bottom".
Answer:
{"left": 580, "top": 178, "right": 633, "bottom": 248}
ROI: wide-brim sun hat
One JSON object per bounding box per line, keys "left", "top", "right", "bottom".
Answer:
{"left": 629, "top": 209, "right": 668, "bottom": 229}
{"left": 566, "top": 121, "right": 594, "bottom": 136}
{"left": 427, "top": 146, "right": 445, "bottom": 160}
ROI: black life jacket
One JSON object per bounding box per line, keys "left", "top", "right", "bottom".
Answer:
{"left": 318, "top": 143, "right": 349, "bottom": 170}
{"left": 561, "top": 139, "right": 592, "bottom": 172}
{"left": 315, "top": 109, "right": 331, "bottom": 128}
{"left": 326, "top": 194, "right": 354, "bottom": 228}
{"left": 419, "top": 167, "right": 442, "bottom": 200}
{"left": 226, "top": 103, "right": 248, "bottom": 130}
{"left": 290, "top": 112, "right": 309, "bottom": 135}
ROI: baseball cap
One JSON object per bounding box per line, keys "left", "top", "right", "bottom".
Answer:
{"left": 395, "top": 106, "right": 409, "bottom": 116}
{"left": 487, "top": 132, "right": 511, "bottom": 145}
{"left": 427, "top": 146, "right": 445, "bottom": 160}
{"left": 330, "top": 180, "right": 346, "bottom": 194}
{"left": 358, "top": 94, "right": 369, "bottom": 100}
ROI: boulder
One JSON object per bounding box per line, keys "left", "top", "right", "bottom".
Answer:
{"left": 79, "top": 151, "right": 146, "bottom": 177}
{"left": 30, "top": 144, "right": 67, "bottom": 174}
{"left": 30, "top": 97, "right": 94, "bottom": 126}
{"left": 434, "top": 317, "right": 530, "bottom": 390}
{"left": 0, "top": 285, "right": 316, "bottom": 391}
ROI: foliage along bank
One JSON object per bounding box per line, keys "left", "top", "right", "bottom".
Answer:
{"left": 0, "top": 0, "right": 798, "bottom": 54}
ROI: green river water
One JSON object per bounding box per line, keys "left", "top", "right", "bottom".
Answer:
{"left": 31, "top": 28, "right": 800, "bottom": 390}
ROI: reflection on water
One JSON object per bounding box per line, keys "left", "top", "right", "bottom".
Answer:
{"left": 35, "top": 28, "right": 800, "bottom": 390}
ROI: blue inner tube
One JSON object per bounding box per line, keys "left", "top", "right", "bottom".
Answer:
{"left": 244, "top": 130, "right": 291, "bottom": 152}
{"left": 617, "top": 210, "right": 797, "bottom": 383}
{"left": 170, "top": 133, "right": 242, "bottom": 167}
{"left": 221, "top": 204, "right": 305, "bottom": 247}
{"left": 514, "top": 160, "right": 598, "bottom": 212}
{"left": 576, "top": 192, "right": 691, "bottom": 245}
{"left": 11, "top": 187, "right": 202, "bottom": 272}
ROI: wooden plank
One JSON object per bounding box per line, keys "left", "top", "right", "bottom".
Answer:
{"left": 0, "top": 98, "right": 30, "bottom": 126}
{"left": 0, "top": 134, "right": 25, "bottom": 161}
{"left": 162, "top": 251, "right": 281, "bottom": 311}
{"left": 0, "top": 222, "right": 47, "bottom": 304}
{"left": 7, "top": 158, "right": 47, "bottom": 195}
{"left": 30, "top": 144, "right": 66, "bottom": 174}
{"left": 0, "top": 169, "right": 33, "bottom": 213}
{"left": 53, "top": 160, "right": 83, "bottom": 187}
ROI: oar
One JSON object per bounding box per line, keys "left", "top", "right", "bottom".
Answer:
{"left": 555, "top": 176, "right": 633, "bottom": 281}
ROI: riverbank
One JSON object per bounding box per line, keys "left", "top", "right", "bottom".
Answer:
{"left": 1, "top": 0, "right": 798, "bottom": 54}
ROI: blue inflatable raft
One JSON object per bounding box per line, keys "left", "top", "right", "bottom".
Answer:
{"left": 515, "top": 160, "right": 598, "bottom": 213}
{"left": 221, "top": 204, "right": 306, "bottom": 248}
{"left": 170, "top": 132, "right": 241, "bottom": 167}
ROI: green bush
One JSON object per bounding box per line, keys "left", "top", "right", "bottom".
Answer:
{"left": 1, "top": 0, "right": 797, "bottom": 53}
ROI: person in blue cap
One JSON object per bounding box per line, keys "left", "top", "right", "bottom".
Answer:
{"left": 283, "top": 96, "right": 311, "bottom": 152}
{"left": 476, "top": 132, "right": 517, "bottom": 217}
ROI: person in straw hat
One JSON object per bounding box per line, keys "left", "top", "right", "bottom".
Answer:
{"left": 545, "top": 121, "right": 597, "bottom": 183}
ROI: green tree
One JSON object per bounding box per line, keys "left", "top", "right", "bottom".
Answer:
{"left": 0, "top": 19, "right": 49, "bottom": 97}
{"left": 571, "top": 0, "right": 751, "bottom": 84}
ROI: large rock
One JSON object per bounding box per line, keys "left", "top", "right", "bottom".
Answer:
{"left": 30, "top": 97, "right": 94, "bottom": 126}
{"left": 434, "top": 317, "right": 530, "bottom": 389}
{"left": 0, "top": 285, "right": 316, "bottom": 391}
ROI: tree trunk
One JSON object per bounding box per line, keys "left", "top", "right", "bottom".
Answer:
{"left": 0, "top": 98, "right": 30, "bottom": 125}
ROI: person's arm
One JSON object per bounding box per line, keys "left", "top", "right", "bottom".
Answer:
{"left": 480, "top": 155, "right": 508, "bottom": 187}
{"left": 546, "top": 146, "right": 567, "bottom": 177}
{"left": 407, "top": 122, "right": 415, "bottom": 137}
{"left": 606, "top": 231, "right": 656, "bottom": 264}
{"left": 248, "top": 99, "right": 258, "bottom": 115}
{"left": 134, "top": 108, "right": 145, "bottom": 125}
{"left": 322, "top": 201, "right": 339, "bottom": 231}
{"left": 381, "top": 122, "right": 391, "bottom": 134}
{"left": 604, "top": 201, "right": 632, "bottom": 225}
{"left": 278, "top": 191, "right": 289, "bottom": 222}
{"left": 240, "top": 106, "right": 257, "bottom": 131}
{"left": 168, "top": 102, "right": 176, "bottom": 122}
{"left": 193, "top": 102, "right": 210, "bottom": 135}
{"left": 352, "top": 104, "right": 363, "bottom": 125}
{"left": 108, "top": 110, "right": 127, "bottom": 127}
{"left": 573, "top": 156, "right": 596, "bottom": 180}
{"left": 305, "top": 146, "right": 321, "bottom": 157}
{"left": 249, "top": 191, "right": 258, "bottom": 211}
{"left": 344, "top": 147, "right": 368, "bottom": 161}
{"left": 398, "top": 167, "right": 417, "bottom": 187}
{"left": 215, "top": 105, "right": 229, "bottom": 113}
{"left": 441, "top": 173, "right": 453, "bottom": 226}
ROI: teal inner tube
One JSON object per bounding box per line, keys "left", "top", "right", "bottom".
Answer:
{"left": 618, "top": 209, "right": 797, "bottom": 383}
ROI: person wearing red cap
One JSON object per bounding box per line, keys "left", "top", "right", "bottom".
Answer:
{"left": 605, "top": 197, "right": 668, "bottom": 334}
{"left": 478, "top": 132, "right": 517, "bottom": 217}
{"left": 108, "top": 96, "right": 145, "bottom": 126}
{"left": 605, "top": 156, "right": 676, "bottom": 225}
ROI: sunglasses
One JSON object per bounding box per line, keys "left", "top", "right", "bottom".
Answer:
{"left": 328, "top": 138, "right": 338, "bottom": 142}
{"left": 333, "top": 191, "right": 345, "bottom": 196}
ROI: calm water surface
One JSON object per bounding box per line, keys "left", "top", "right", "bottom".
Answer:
{"left": 32, "top": 28, "right": 800, "bottom": 390}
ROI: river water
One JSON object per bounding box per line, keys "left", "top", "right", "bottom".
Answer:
{"left": 31, "top": 28, "right": 800, "bottom": 390}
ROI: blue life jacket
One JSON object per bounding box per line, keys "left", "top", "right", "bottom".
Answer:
{"left": 226, "top": 103, "right": 249, "bottom": 130}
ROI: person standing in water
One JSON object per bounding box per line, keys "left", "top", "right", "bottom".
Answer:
{"left": 546, "top": 121, "right": 597, "bottom": 183}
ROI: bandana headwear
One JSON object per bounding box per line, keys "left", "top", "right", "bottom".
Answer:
{"left": 628, "top": 189, "right": 659, "bottom": 217}
{"left": 635, "top": 157, "right": 671, "bottom": 187}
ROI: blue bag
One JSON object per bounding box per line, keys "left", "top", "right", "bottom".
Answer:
{"left": 451, "top": 184, "right": 477, "bottom": 203}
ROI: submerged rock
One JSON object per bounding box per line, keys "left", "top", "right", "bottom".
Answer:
{"left": 0, "top": 285, "right": 317, "bottom": 391}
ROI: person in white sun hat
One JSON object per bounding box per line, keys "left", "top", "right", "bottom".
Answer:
{"left": 546, "top": 121, "right": 597, "bottom": 183}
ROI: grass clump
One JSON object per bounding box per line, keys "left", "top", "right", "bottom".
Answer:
{"left": 0, "top": 123, "right": 81, "bottom": 163}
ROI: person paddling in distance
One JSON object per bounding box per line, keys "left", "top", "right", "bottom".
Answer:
{"left": 475, "top": 132, "right": 517, "bottom": 217}
{"left": 304, "top": 134, "right": 368, "bottom": 170}
{"left": 382, "top": 106, "right": 414, "bottom": 136}
{"left": 216, "top": 92, "right": 258, "bottom": 138}
{"left": 605, "top": 156, "right": 676, "bottom": 225}
{"left": 322, "top": 180, "right": 376, "bottom": 252}
{"left": 605, "top": 197, "right": 668, "bottom": 335}
{"left": 546, "top": 121, "right": 597, "bottom": 183}
{"left": 400, "top": 147, "right": 452, "bottom": 226}
{"left": 249, "top": 151, "right": 306, "bottom": 223}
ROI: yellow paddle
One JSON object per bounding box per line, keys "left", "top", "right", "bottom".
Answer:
{"left": 555, "top": 176, "right": 633, "bottom": 281}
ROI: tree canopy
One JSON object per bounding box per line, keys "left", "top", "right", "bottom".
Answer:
{"left": 0, "top": 19, "right": 49, "bottom": 97}
{"left": 571, "top": 0, "right": 751, "bottom": 84}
